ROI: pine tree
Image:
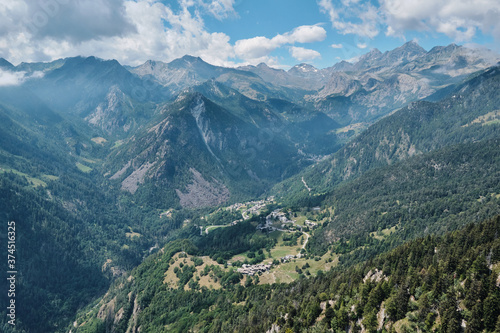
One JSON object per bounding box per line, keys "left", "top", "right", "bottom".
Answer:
{"left": 440, "top": 291, "right": 461, "bottom": 333}
{"left": 362, "top": 309, "right": 378, "bottom": 333}
{"left": 465, "top": 303, "right": 483, "bottom": 333}
{"left": 483, "top": 290, "right": 500, "bottom": 331}
{"left": 494, "top": 314, "right": 500, "bottom": 333}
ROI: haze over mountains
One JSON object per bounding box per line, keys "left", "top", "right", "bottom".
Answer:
{"left": 1, "top": 42, "right": 500, "bottom": 332}
{"left": 1, "top": 41, "right": 498, "bottom": 209}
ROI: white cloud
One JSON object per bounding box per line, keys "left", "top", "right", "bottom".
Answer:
{"left": 288, "top": 25, "right": 327, "bottom": 43}
{"left": 236, "top": 55, "right": 285, "bottom": 68}
{"left": 0, "top": 0, "right": 237, "bottom": 67}
{"left": 289, "top": 46, "right": 321, "bottom": 61}
{"left": 318, "top": 0, "right": 500, "bottom": 43}
{"left": 199, "top": 0, "right": 237, "bottom": 20}
{"left": 318, "top": 0, "right": 380, "bottom": 38}
{"left": 0, "top": 68, "right": 44, "bottom": 86}
{"left": 0, "top": 69, "right": 24, "bottom": 86}
{"left": 357, "top": 43, "right": 368, "bottom": 49}
{"left": 346, "top": 55, "right": 361, "bottom": 63}
{"left": 0, "top": 0, "right": 326, "bottom": 68}
{"left": 0, "top": 0, "right": 136, "bottom": 43}
{"left": 318, "top": 0, "right": 338, "bottom": 24}
{"left": 234, "top": 25, "right": 326, "bottom": 63}
{"left": 331, "top": 43, "right": 343, "bottom": 48}
{"left": 381, "top": 0, "right": 500, "bottom": 42}
{"left": 234, "top": 36, "right": 279, "bottom": 59}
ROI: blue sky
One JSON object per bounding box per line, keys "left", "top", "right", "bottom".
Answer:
{"left": 0, "top": 0, "right": 498, "bottom": 69}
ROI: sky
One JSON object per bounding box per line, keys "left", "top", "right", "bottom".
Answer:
{"left": 0, "top": 0, "right": 499, "bottom": 69}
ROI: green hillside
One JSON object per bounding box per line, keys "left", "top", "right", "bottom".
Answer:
{"left": 0, "top": 46, "right": 499, "bottom": 333}
{"left": 305, "top": 138, "right": 500, "bottom": 258}
{"left": 273, "top": 66, "right": 500, "bottom": 205}
{"left": 70, "top": 215, "right": 500, "bottom": 333}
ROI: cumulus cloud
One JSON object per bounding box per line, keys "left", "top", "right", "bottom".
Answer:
{"left": 0, "top": 0, "right": 136, "bottom": 43}
{"left": 331, "top": 43, "right": 343, "bottom": 48}
{"left": 199, "top": 0, "right": 237, "bottom": 20}
{"left": 381, "top": 0, "right": 500, "bottom": 41}
{"left": 0, "top": 69, "right": 24, "bottom": 86}
{"left": 0, "top": 0, "right": 325, "bottom": 67}
{"left": 318, "top": 0, "right": 500, "bottom": 43}
{"left": 0, "top": 68, "right": 44, "bottom": 86}
{"left": 234, "top": 36, "right": 280, "bottom": 59}
{"left": 289, "top": 46, "right": 321, "bottom": 61}
{"left": 0, "top": 0, "right": 237, "bottom": 67}
{"left": 234, "top": 25, "right": 326, "bottom": 63}
{"left": 288, "top": 25, "right": 327, "bottom": 43}
{"left": 318, "top": 0, "right": 380, "bottom": 38}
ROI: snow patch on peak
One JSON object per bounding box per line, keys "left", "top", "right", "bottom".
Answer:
{"left": 291, "top": 63, "right": 318, "bottom": 73}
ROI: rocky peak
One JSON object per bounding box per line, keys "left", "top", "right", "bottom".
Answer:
{"left": 398, "top": 40, "right": 426, "bottom": 55}
{"left": 0, "top": 58, "right": 14, "bottom": 69}
{"left": 428, "top": 43, "right": 460, "bottom": 55}
{"left": 360, "top": 48, "right": 383, "bottom": 62}
{"left": 352, "top": 48, "right": 383, "bottom": 70}
{"left": 169, "top": 55, "right": 209, "bottom": 69}
{"left": 289, "top": 63, "right": 318, "bottom": 73}
{"left": 329, "top": 60, "right": 354, "bottom": 72}
{"left": 378, "top": 41, "right": 426, "bottom": 66}
{"left": 143, "top": 59, "right": 160, "bottom": 70}
{"left": 181, "top": 55, "right": 203, "bottom": 62}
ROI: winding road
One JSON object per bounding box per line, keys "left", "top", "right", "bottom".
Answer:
{"left": 302, "top": 231, "right": 310, "bottom": 250}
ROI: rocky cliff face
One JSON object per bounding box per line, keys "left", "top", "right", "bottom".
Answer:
{"left": 105, "top": 93, "right": 306, "bottom": 208}
{"left": 86, "top": 86, "right": 135, "bottom": 135}
{"left": 306, "top": 43, "right": 499, "bottom": 125}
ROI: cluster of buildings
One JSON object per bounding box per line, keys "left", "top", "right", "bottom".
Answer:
{"left": 226, "top": 197, "right": 275, "bottom": 216}
{"left": 257, "top": 209, "right": 303, "bottom": 232}
{"left": 159, "top": 209, "right": 173, "bottom": 218}
{"left": 280, "top": 255, "right": 296, "bottom": 263}
{"left": 226, "top": 202, "right": 245, "bottom": 211}
{"left": 237, "top": 263, "right": 272, "bottom": 276}
{"left": 305, "top": 220, "right": 317, "bottom": 227}
{"left": 246, "top": 200, "right": 269, "bottom": 215}
{"left": 268, "top": 209, "right": 294, "bottom": 224}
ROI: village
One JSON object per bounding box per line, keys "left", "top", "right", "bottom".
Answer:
{"left": 236, "top": 263, "right": 272, "bottom": 276}
{"left": 191, "top": 197, "right": 326, "bottom": 276}
{"left": 159, "top": 200, "right": 336, "bottom": 292}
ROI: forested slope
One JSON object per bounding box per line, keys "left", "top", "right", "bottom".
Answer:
{"left": 71, "top": 215, "right": 500, "bottom": 333}
{"left": 273, "top": 66, "right": 500, "bottom": 205}
{"left": 305, "top": 138, "right": 500, "bottom": 258}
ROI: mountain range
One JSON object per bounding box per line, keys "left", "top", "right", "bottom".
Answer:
{"left": 0, "top": 41, "right": 500, "bottom": 332}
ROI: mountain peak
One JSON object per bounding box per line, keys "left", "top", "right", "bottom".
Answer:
{"left": 356, "top": 48, "right": 382, "bottom": 64}
{"left": 63, "top": 55, "right": 120, "bottom": 66}
{"left": 330, "top": 60, "right": 354, "bottom": 72}
{"left": 375, "top": 41, "right": 426, "bottom": 66}
{"left": 365, "top": 48, "right": 382, "bottom": 58}
{"left": 427, "top": 43, "right": 461, "bottom": 56}
{"left": 181, "top": 55, "right": 204, "bottom": 63}
{"left": 168, "top": 55, "right": 213, "bottom": 70}
{"left": 0, "top": 57, "right": 14, "bottom": 69}
{"left": 289, "top": 63, "right": 318, "bottom": 73}
{"left": 141, "top": 59, "right": 167, "bottom": 70}
{"left": 399, "top": 40, "right": 426, "bottom": 54}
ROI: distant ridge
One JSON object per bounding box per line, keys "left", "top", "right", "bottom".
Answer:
{"left": 0, "top": 57, "right": 14, "bottom": 69}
